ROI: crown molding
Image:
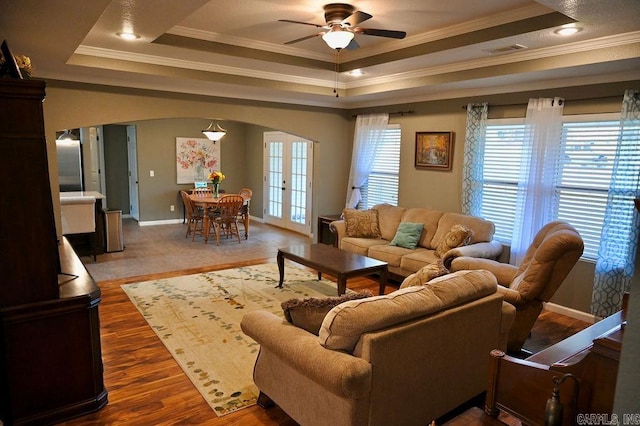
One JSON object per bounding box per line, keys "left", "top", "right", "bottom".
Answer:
{"left": 167, "top": 26, "right": 334, "bottom": 62}
{"left": 345, "top": 31, "right": 640, "bottom": 89}
{"left": 74, "top": 45, "right": 339, "bottom": 88}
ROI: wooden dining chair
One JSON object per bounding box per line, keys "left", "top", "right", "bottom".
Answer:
{"left": 211, "top": 195, "right": 245, "bottom": 245}
{"left": 238, "top": 188, "right": 252, "bottom": 239}
{"left": 192, "top": 187, "right": 213, "bottom": 197}
{"left": 180, "top": 190, "right": 204, "bottom": 240}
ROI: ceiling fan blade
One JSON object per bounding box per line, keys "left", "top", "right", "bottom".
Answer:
{"left": 278, "top": 19, "right": 326, "bottom": 29}
{"left": 356, "top": 28, "right": 407, "bottom": 39}
{"left": 284, "top": 32, "right": 324, "bottom": 45}
{"left": 341, "top": 10, "right": 372, "bottom": 27}
{"left": 345, "top": 38, "right": 360, "bottom": 50}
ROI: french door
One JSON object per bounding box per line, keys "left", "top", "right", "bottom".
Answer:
{"left": 263, "top": 131, "right": 313, "bottom": 235}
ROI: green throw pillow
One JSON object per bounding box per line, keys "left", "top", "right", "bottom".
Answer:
{"left": 389, "top": 222, "right": 424, "bottom": 250}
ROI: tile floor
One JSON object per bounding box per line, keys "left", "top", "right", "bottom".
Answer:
{"left": 83, "top": 218, "right": 312, "bottom": 282}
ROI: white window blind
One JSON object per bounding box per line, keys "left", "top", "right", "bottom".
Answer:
{"left": 480, "top": 123, "right": 525, "bottom": 242}
{"left": 480, "top": 116, "right": 634, "bottom": 260}
{"left": 360, "top": 124, "right": 401, "bottom": 209}
{"left": 556, "top": 120, "right": 620, "bottom": 259}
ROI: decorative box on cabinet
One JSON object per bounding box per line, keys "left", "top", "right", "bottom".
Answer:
{"left": 0, "top": 78, "right": 107, "bottom": 425}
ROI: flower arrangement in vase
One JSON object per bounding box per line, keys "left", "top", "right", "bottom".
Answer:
{"left": 208, "top": 171, "right": 225, "bottom": 197}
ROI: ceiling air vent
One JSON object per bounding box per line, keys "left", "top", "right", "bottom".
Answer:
{"left": 487, "top": 44, "right": 527, "bottom": 54}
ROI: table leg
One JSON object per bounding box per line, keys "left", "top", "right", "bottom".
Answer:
{"left": 243, "top": 212, "right": 249, "bottom": 239}
{"left": 202, "top": 213, "right": 210, "bottom": 243}
{"left": 277, "top": 251, "right": 284, "bottom": 288}
{"left": 378, "top": 266, "right": 389, "bottom": 295}
{"left": 318, "top": 271, "right": 322, "bottom": 280}
{"left": 337, "top": 275, "right": 346, "bottom": 296}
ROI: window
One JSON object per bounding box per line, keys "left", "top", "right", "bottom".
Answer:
{"left": 480, "top": 115, "right": 632, "bottom": 260}
{"left": 359, "top": 124, "right": 401, "bottom": 209}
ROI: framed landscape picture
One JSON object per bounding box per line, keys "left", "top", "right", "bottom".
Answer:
{"left": 415, "top": 131, "right": 454, "bottom": 171}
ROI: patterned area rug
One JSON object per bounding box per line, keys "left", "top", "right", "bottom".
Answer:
{"left": 121, "top": 262, "right": 339, "bottom": 416}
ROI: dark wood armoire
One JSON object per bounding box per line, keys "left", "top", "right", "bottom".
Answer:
{"left": 0, "top": 78, "right": 107, "bottom": 425}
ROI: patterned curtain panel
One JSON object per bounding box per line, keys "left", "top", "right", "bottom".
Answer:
{"left": 592, "top": 89, "right": 640, "bottom": 318}
{"left": 461, "top": 103, "right": 488, "bottom": 216}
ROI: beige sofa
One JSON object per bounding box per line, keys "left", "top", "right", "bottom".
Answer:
{"left": 330, "top": 204, "right": 503, "bottom": 280}
{"left": 241, "top": 270, "right": 515, "bottom": 426}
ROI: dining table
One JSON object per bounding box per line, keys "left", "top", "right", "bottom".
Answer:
{"left": 189, "top": 193, "right": 250, "bottom": 243}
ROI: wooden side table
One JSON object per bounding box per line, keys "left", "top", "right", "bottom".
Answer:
{"left": 317, "top": 214, "right": 341, "bottom": 246}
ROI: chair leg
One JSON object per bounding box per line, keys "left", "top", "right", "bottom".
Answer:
{"left": 257, "top": 391, "right": 274, "bottom": 409}
{"left": 192, "top": 219, "right": 198, "bottom": 241}
{"left": 234, "top": 221, "right": 241, "bottom": 243}
{"left": 214, "top": 222, "right": 221, "bottom": 246}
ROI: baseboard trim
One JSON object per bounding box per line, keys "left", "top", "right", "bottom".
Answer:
{"left": 138, "top": 219, "right": 184, "bottom": 226}
{"left": 249, "top": 215, "right": 263, "bottom": 223}
{"left": 544, "top": 302, "right": 596, "bottom": 324}
{"left": 138, "top": 216, "right": 263, "bottom": 227}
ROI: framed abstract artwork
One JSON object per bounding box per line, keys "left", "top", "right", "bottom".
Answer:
{"left": 415, "top": 131, "right": 454, "bottom": 171}
{"left": 175, "top": 137, "right": 220, "bottom": 184}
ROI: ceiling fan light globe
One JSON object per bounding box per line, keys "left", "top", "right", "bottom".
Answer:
{"left": 322, "top": 29, "right": 354, "bottom": 49}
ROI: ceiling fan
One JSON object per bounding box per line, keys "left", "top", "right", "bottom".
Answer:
{"left": 279, "top": 3, "right": 406, "bottom": 50}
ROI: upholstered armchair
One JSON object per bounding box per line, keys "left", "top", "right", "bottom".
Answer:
{"left": 450, "top": 221, "right": 584, "bottom": 353}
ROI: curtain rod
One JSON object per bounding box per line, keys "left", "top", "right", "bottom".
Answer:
{"left": 461, "top": 94, "right": 625, "bottom": 109}
{"left": 352, "top": 110, "right": 415, "bottom": 118}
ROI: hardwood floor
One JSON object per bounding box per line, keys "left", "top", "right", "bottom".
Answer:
{"left": 60, "top": 219, "right": 589, "bottom": 425}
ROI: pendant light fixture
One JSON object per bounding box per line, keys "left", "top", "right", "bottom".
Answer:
{"left": 202, "top": 119, "right": 227, "bottom": 142}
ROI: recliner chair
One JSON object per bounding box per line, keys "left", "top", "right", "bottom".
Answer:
{"left": 450, "top": 221, "right": 584, "bottom": 353}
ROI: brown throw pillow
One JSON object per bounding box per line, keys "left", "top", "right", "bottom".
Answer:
{"left": 399, "top": 260, "right": 450, "bottom": 288}
{"left": 343, "top": 208, "right": 381, "bottom": 238}
{"left": 435, "top": 224, "right": 473, "bottom": 258}
{"left": 281, "top": 290, "right": 374, "bottom": 335}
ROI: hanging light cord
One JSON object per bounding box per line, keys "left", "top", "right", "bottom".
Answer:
{"left": 334, "top": 49, "right": 341, "bottom": 98}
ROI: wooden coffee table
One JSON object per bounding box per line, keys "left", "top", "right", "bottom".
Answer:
{"left": 277, "top": 244, "right": 389, "bottom": 295}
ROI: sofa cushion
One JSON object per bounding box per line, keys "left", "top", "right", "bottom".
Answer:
{"left": 281, "top": 291, "right": 373, "bottom": 335}
{"left": 400, "top": 208, "right": 444, "bottom": 249}
{"left": 399, "top": 249, "right": 441, "bottom": 274}
{"left": 432, "top": 212, "right": 495, "bottom": 246}
{"left": 389, "top": 222, "right": 424, "bottom": 249}
{"left": 368, "top": 244, "right": 417, "bottom": 267}
{"left": 399, "top": 260, "right": 449, "bottom": 288}
{"left": 374, "top": 204, "right": 407, "bottom": 241}
{"left": 343, "top": 208, "right": 381, "bottom": 238}
{"left": 318, "top": 270, "right": 498, "bottom": 352}
{"left": 341, "top": 237, "right": 388, "bottom": 256}
{"left": 435, "top": 224, "right": 473, "bottom": 258}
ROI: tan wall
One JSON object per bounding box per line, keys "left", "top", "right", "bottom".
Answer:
{"left": 41, "top": 78, "right": 640, "bottom": 314}
{"left": 42, "top": 81, "right": 352, "bottom": 233}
